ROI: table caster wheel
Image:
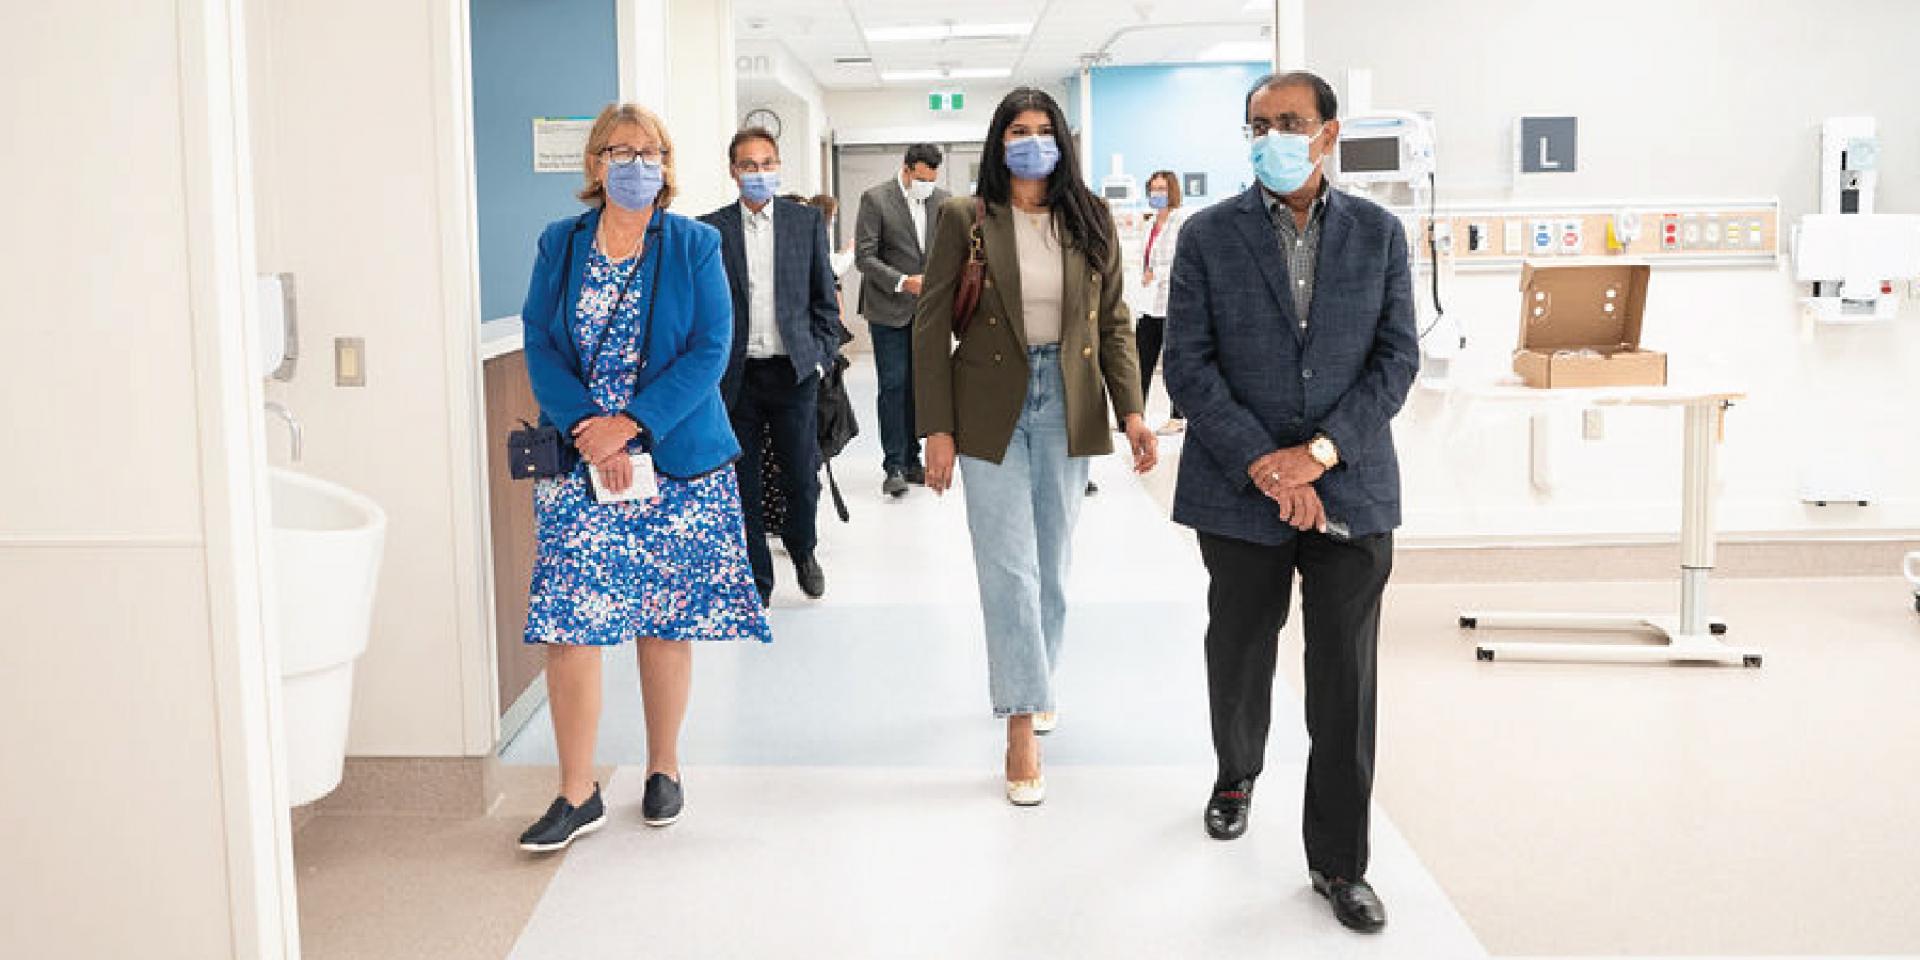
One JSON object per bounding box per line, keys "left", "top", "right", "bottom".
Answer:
{"left": 1475, "top": 648, "right": 1494, "bottom": 661}
{"left": 1742, "top": 655, "right": 1763, "bottom": 668}
{"left": 1709, "top": 622, "right": 1727, "bottom": 636}
{"left": 1459, "top": 616, "right": 1478, "bottom": 629}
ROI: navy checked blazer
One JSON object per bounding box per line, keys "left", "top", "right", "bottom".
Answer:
{"left": 1163, "top": 184, "right": 1420, "bottom": 546}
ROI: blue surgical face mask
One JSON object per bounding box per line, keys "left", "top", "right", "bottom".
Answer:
{"left": 1250, "top": 131, "right": 1321, "bottom": 196}
{"left": 605, "top": 158, "right": 664, "bottom": 211}
{"left": 1147, "top": 192, "right": 1169, "bottom": 210}
{"left": 1004, "top": 135, "right": 1060, "bottom": 181}
{"left": 739, "top": 170, "right": 780, "bottom": 205}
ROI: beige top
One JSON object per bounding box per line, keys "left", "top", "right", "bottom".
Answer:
{"left": 1012, "top": 207, "right": 1063, "bottom": 346}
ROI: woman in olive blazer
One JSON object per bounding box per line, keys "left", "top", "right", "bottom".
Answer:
{"left": 913, "top": 87, "right": 1158, "bottom": 807}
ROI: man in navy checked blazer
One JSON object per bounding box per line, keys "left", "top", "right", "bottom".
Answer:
{"left": 1164, "top": 70, "right": 1419, "bottom": 935}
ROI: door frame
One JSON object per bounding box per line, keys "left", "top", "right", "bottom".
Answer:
{"left": 179, "top": 0, "right": 301, "bottom": 953}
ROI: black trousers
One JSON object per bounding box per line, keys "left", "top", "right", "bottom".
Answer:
{"left": 1134, "top": 314, "right": 1183, "bottom": 420}
{"left": 1198, "top": 529, "right": 1394, "bottom": 880}
{"left": 731, "top": 359, "right": 821, "bottom": 601}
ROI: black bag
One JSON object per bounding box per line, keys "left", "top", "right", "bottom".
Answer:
{"left": 816, "top": 352, "right": 860, "bottom": 522}
{"left": 507, "top": 216, "right": 660, "bottom": 480}
{"left": 508, "top": 418, "right": 580, "bottom": 479}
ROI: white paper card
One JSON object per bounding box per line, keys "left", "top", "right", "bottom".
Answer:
{"left": 589, "top": 453, "right": 659, "bottom": 504}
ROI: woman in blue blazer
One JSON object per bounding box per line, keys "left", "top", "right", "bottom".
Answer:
{"left": 516, "top": 103, "right": 770, "bottom": 855}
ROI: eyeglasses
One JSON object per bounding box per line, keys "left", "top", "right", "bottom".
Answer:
{"left": 731, "top": 158, "right": 782, "bottom": 174}
{"left": 600, "top": 146, "right": 668, "bottom": 165}
{"left": 1242, "top": 116, "right": 1324, "bottom": 140}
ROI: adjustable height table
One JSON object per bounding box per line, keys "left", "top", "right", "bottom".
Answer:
{"left": 1458, "top": 385, "right": 1764, "bottom": 668}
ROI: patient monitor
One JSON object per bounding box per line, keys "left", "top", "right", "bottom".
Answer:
{"left": 1334, "top": 111, "right": 1459, "bottom": 377}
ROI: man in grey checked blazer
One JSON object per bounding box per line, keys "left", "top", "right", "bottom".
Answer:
{"left": 854, "top": 143, "right": 950, "bottom": 497}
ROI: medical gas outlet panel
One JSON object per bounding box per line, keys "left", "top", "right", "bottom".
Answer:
{"left": 1414, "top": 200, "right": 1780, "bottom": 269}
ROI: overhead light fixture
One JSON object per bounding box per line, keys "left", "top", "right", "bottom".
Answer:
{"left": 1195, "top": 40, "right": 1272, "bottom": 62}
{"left": 865, "top": 22, "right": 1031, "bottom": 43}
{"left": 833, "top": 56, "right": 873, "bottom": 65}
{"left": 878, "top": 67, "right": 1013, "bottom": 82}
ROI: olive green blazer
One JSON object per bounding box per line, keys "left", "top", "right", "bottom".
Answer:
{"left": 912, "top": 196, "right": 1144, "bottom": 464}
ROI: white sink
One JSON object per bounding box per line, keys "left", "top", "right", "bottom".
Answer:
{"left": 268, "top": 468, "right": 386, "bottom": 806}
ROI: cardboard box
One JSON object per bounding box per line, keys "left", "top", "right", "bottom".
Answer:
{"left": 1512, "top": 261, "right": 1667, "bottom": 388}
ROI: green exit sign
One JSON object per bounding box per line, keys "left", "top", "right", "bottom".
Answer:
{"left": 928, "top": 91, "right": 965, "bottom": 112}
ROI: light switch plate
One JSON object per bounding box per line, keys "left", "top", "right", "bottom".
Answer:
{"left": 335, "top": 337, "right": 366, "bottom": 387}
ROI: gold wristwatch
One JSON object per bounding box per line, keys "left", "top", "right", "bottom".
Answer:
{"left": 1308, "top": 432, "right": 1340, "bottom": 469}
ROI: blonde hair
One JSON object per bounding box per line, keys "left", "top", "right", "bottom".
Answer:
{"left": 578, "top": 103, "right": 677, "bottom": 210}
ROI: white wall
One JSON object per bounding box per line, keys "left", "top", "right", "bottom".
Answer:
{"left": 249, "top": 0, "right": 497, "bottom": 757}
{"left": 666, "top": 0, "right": 739, "bottom": 214}
{"left": 0, "top": 0, "right": 293, "bottom": 955}
{"left": 738, "top": 39, "right": 829, "bottom": 196}
{"left": 1308, "top": 0, "right": 1920, "bottom": 219}
{"left": 826, "top": 80, "right": 1074, "bottom": 146}
{"left": 1301, "top": 0, "right": 1920, "bottom": 539}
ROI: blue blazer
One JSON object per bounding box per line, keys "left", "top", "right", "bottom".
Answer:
{"left": 1164, "top": 185, "right": 1420, "bottom": 545}
{"left": 698, "top": 198, "right": 843, "bottom": 405}
{"left": 520, "top": 207, "right": 739, "bottom": 478}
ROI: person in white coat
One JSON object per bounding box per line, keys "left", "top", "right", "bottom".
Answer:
{"left": 1133, "top": 170, "right": 1188, "bottom": 435}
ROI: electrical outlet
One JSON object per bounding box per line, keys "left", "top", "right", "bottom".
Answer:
{"left": 1661, "top": 214, "right": 1680, "bottom": 251}
{"left": 1704, "top": 219, "right": 1723, "bottom": 247}
{"left": 1681, "top": 215, "right": 1701, "bottom": 249}
{"left": 1582, "top": 408, "right": 1605, "bottom": 441}
{"left": 335, "top": 337, "right": 367, "bottom": 387}
{"left": 1724, "top": 220, "right": 1744, "bottom": 249}
{"left": 1530, "top": 220, "right": 1555, "bottom": 256}
{"left": 1467, "top": 222, "right": 1487, "bottom": 252}
{"left": 1559, "top": 219, "right": 1583, "bottom": 255}
{"left": 1747, "top": 218, "right": 1764, "bottom": 249}
{"left": 1504, "top": 220, "right": 1525, "bottom": 255}
{"left": 1431, "top": 220, "right": 1454, "bottom": 256}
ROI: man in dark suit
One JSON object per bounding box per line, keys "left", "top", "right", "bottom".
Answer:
{"left": 854, "top": 144, "right": 950, "bottom": 497}
{"left": 1164, "top": 71, "right": 1419, "bottom": 935}
{"left": 700, "top": 127, "right": 842, "bottom": 605}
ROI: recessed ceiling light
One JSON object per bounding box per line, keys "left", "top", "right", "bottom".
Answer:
{"left": 878, "top": 67, "right": 1013, "bottom": 82}
{"left": 865, "top": 22, "right": 1031, "bottom": 43}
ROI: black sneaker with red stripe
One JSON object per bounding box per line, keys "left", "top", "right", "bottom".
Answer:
{"left": 1204, "top": 778, "right": 1253, "bottom": 841}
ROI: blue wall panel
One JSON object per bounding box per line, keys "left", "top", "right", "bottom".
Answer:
{"left": 471, "top": 0, "right": 618, "bottom": 320}
{"left": 1084, "top": 62, "right": 1271, "bottom": 212}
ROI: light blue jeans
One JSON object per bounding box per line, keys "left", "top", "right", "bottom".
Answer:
{"left": 959, "top": 345, "right": 1092, "bottom": 717}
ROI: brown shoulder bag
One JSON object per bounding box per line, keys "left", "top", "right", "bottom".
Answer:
{"left": 948, "top": 197, "right": 988, "bottom": 338}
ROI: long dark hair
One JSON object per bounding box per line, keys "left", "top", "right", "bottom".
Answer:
{"left": 977, "top": 87, "right": 1113, "bottom": 272}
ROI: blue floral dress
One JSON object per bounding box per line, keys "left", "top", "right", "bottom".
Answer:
{"left": 523, "top": 243, "right": 772, "bottom": 647}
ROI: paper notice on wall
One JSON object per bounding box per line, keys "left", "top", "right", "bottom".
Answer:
{"left": 532, "top": 117, "right": 593, "bottom": 174}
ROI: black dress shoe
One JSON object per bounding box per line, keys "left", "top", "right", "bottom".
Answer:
{"left": 882, "top": 469, "right": 909, "bottom": 498}
{"left": 1204, "top": 779, "right": 1253, "bottom": 840}
{"left": 902, "top": 463, "right": 927, "bottom": 485}
{"left": 518, "top": 784, "right": 606, "bottom": 852}
{"left": 794, "top": 554, "right": 826, "bottom": 599}
{"left": 641, "top": 772, "right": 683, "bottom": 827}
{"left": 1310, "top": 870, "right": 1387, "bottom": 933}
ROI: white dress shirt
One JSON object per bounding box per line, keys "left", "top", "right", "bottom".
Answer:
{"left": 742, "top": 200, "right": 785, "bottom": 358}
{"left": 894, "top": 174, "right": 928, "bottom": 293}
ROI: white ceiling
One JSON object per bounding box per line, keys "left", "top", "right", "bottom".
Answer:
{"left": 731, "top": 0, "right": 1274, "bottom": 92}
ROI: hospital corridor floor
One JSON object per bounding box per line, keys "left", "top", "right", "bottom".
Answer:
{"left": 291, "top": 366, "right": 1920, "bottom": 960}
